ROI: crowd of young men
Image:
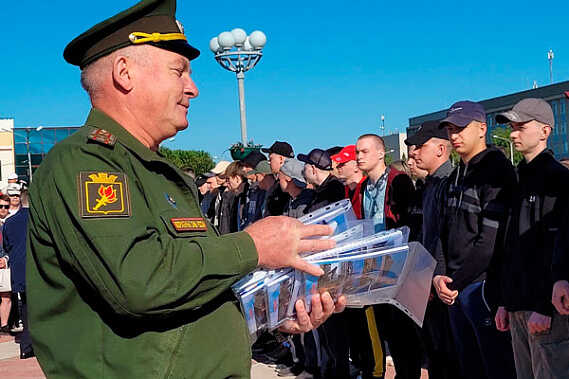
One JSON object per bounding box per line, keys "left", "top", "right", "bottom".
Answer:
{"left": 195, "top": 97, "right": 569, "bottom": 379}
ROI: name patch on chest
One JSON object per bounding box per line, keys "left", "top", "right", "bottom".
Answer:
{"left": 78, "top": 172, "right": 131, "bottom": 218}
{"left": 170, "top": 217, "right": 208, "bottom": 232}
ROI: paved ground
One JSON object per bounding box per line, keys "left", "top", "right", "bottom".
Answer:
{"left": 0, "top": 335, "right": 427, "bottom": 378}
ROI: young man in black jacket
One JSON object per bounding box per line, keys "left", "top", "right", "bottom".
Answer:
{"left": 406, "top": 120, "right": 460, "bottom": 379}
{"left": 493, "top": 98, "right": 569, "bottom": 378}
{"left": 434, "top": 101, "right": 516, "bottom": 379}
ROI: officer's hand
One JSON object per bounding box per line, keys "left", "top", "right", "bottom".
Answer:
{"left": 527, "top": 312, "right": 551, "bottom": 335}
{"left": 278, "top": 292, "right": 347, "bottom": 334}
{"left": 495, "top": 306, "right": 509, "bottom": 332}
{"left": 245, "top": 216, "right": 335, "bottom": 277}
{"left": 552, "top": 280, "right": 569, "bottom": 315}
{"left": 433, "top": 275, "right": 458, "bottom": 305}
{"left": 0, "top": 258, "right": 6, "bottom": 269}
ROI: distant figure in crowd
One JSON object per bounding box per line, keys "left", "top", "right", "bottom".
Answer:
{"left": 247, "top": 160, "right": 277, "bottom": 217}
{"left": 356, "top": 133, "right": 422, "bottom": 379}
{"left": 3, "top": 189, "right": 33, "bottom": 358}
{"left": 494, "top": 98, "right": 569, "bottom": 378}
{"left": 6, "top": 185, "right": 21, "bottom": 217}
{"left": 331, "top": 145, "right": 365, "bottom": 219}
{"left": 405, "top": 120, "right": 461, "bottom": 379}
{"left": 239, "top": 151, "right": 267, "bottom": 226}
{"left": 262, "top": 141, "right": 295, "bottom": 216}
{"left": 207, "top": 160, "right": 231, "bottom": 230}
{"left": 299, "top": 148, "right": 345, "bottom": 212}
{"left": 0, "top": 195, "right": 11, "bottom": 334}
{"left": 279, "top": 158, "right": 315, "bottom": 218}
{"left": 298, "top": 148, "right": 348, "bottom": 378}
{"left": 434, "top": 101, "right": 516, "bottom": 379}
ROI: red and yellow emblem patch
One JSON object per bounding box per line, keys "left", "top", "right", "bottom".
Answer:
{"left": 170, "top": 217, "right": 208, "bottom": 232}
{"left": 78, "top": 172, "right": 131, "bottom": 218}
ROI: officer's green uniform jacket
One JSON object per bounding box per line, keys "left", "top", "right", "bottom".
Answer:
{"left": 27, "top": 109, "right": 259, "bottom": 378}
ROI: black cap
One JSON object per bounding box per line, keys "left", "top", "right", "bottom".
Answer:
{"left": 241, "top": 150, "right": 266, "bottom": 168}
{"left": 326, "top": 146, "right": 343, "bottom": 156}
{"left": 261, "top": 141, "right": 294, "bottom": 158}
{"left": 405, "top": 120, "right": 448, "bottom": 146}
{"left": 195, "top": 175, "right": 209, "bottom": 187}
{"left": 439, "top": 100, "right": 486, "bottom": 128}
{"left": 297, "top": 149, "right": 332, "bottom": 171}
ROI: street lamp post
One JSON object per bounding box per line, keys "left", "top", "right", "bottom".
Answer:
{"left": 380, "top": 114, "right": 385, "bottom": 135}
{"left": 210, "top": 29, "right": 267, "bottom": 144}
{"left": 548, "top": 49, "right": 554, "bottom": 84}
{"left": 493, "top": 134, "right": 513, "bottom": 164}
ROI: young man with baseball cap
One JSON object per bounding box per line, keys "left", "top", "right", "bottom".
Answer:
{"left": 493, "top": 98, "right": 569, "bottom": 378}
{"left": 261, "top": 141, "right": 294, "bottom": 216}
{"left": 298, "top": 148, "right": 345, "bottom": 212}
{"left": 434, "top": 101, "right": 517, "bottom": 379}
{"left": 331, "top": 145, "right": 366, "bottom": 219}
{"left": 405, "top": 120, "right": 460, "bottom": 379}
{"left": 279, "top": 159, "right": 315, "bottom": 219}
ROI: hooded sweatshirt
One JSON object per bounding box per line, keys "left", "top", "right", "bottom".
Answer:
{"left": 438, "top": 147, "right": 517, "bottom": 307}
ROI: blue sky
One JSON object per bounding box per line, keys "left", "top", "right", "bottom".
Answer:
{"left": 1, "top": 0, "right": 568, "bottom": 160}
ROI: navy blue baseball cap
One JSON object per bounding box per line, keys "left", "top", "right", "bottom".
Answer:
{"left": 439, "top": 101, "right": 486, "bottom": 128}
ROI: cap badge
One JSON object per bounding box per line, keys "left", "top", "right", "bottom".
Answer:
{"left": 176, "top": 20, "right": 185, "bottom": 34}
{"left": 79, "top": 172, "right": 131, "bottom": 218}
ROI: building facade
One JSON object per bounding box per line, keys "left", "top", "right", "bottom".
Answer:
{"left": 383, "top": 132, "right": 408, "bottom": 161}
{"left": 0, "top": 119, "right": 80, "bottom": 188}
{"left": 13, "top": 126, "right": 80, "bottom": 181}
{"left": 408, "top": 80, "right": 569, "bottom": 157}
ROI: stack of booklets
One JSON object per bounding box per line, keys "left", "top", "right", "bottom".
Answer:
{"left": 232, "top": 200, "right": 436, "bottom": 342}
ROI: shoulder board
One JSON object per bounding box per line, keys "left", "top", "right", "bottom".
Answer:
{"left": 87, "top": 128, "right": 117, "bottom": 147}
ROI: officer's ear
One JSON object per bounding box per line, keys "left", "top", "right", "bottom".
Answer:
{"left": 112, "top": 55, "right": 135, "bottom": 92}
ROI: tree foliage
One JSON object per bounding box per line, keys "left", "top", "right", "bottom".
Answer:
{"left": 159, "top": 147, "right": 215, "bottom": 176}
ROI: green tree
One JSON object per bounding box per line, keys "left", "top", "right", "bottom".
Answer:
{"left": 490, "top": 126, "right": 524, "bottom": 166}
{"left": 159, "top": 147, "right": 215, "bottom": 176}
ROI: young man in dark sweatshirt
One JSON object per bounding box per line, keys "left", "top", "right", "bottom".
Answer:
{"left": 493, "top": 98, "right": 569, "bottom": 378}
{"left": 434, "top": 101, "right": 516, "bottom": 379}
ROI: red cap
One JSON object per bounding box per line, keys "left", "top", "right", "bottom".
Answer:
{"left": 331, "top": 145, "right": 356, "bottom": 164}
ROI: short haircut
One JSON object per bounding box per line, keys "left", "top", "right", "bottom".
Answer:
{"left": 357, "top": 134, "right": 385, "bottom": 151}
{"left": 0, "top": 194, "right": 9, "bottom": 202}
{"left": 223, "top": 161, "right": 247, "bottom": 179}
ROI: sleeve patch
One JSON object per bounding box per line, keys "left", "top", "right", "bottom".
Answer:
{"left": 170, "top": 217, "right": 208, "bottom": 232}
{"left": 78, "top": 172, "right": 131, "bottom": 218}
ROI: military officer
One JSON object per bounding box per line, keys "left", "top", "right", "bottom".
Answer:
{"left": 26, "top": 1, "right": 344, "bottom": 377}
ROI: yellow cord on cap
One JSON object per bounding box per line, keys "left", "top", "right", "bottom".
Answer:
{"left": 129, "top": 32, "right": 187, "bottom": 44}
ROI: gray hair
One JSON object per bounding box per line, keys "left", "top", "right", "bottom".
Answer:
{"left": 80, "top": 45, "right": 151, "bottom": 99}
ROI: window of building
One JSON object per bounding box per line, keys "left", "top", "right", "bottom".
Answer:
{"left": 13, "top": 127, "right": 79, "bottom": 181}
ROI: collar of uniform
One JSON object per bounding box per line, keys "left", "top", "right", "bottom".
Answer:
{"left": 85, "top": 108, "right": 166, "bottom": 163}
